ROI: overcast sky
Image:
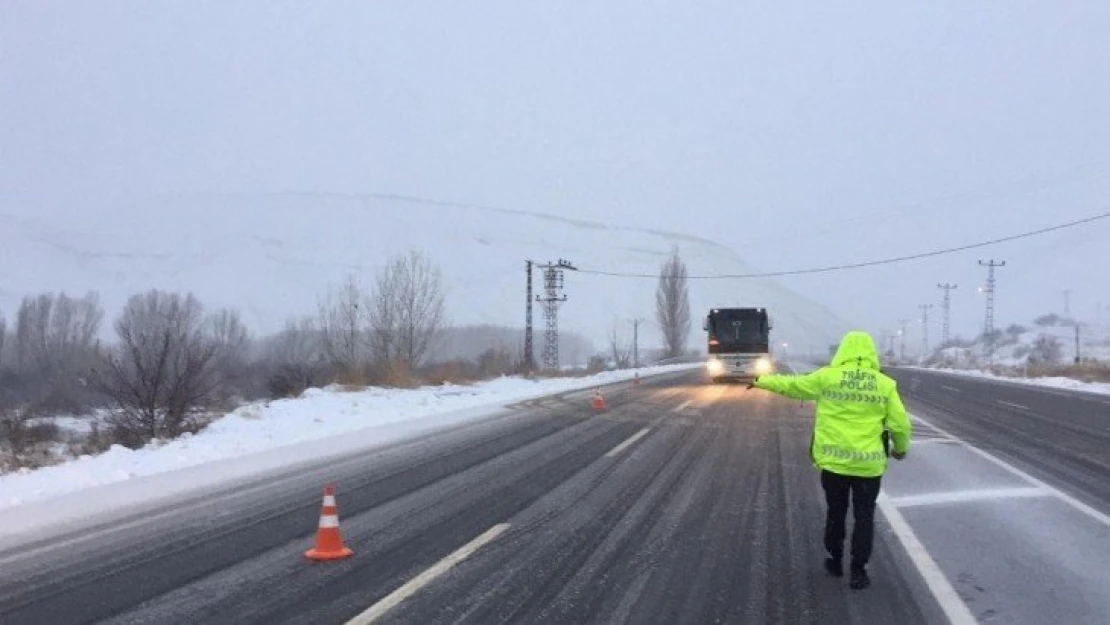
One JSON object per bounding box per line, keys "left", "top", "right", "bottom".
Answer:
{"left": 3, "top": 1, "right": 1109, "bottom": 347}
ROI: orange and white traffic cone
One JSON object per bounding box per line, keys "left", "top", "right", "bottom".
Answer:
{"left": 591, "top": 388, "right": 607, "bottom": 411}
{"left": 305, "top": 484, "right": 354, "bottom": 561}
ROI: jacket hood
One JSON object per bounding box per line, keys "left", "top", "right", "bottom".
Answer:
{"left": 831, "top": 331, "right": 881, "bottom": 370}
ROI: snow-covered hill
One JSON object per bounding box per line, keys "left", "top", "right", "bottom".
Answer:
{"left": 0, "top": 193, "right": 850, "bottom": 357}
{"left": 932, "top": 315, "right": 1110, "bottom": 367}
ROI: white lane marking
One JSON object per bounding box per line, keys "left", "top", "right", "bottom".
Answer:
{"left": 673, "top": 400, "right": 693, "bottom": 413}
{"left": 605, "top": 428, "right": 651, "bottom": 458}
{"left": 910, "top": 413, "right": 1110, "bottom": 527}
{"left": 996, "top": 400, "right": 1029, "bottom": 410}
{"left": 940, "top": 385, "right": 961, "bottom": 393}
{"left": 910, "top": 438, "right": 958, "bottom": 446}
{"left": 887, "top": 487, "right": 1049, "bottom": 508}
{"left": 346, "top": 523, "right": 510, "bottom": 624}
{"left": 877, "top": 498, "right": 977, "bottom": 625}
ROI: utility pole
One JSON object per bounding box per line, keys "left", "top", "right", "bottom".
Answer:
{"left": 979, "top": 259, "right": 1006, "bottom": 367}
{"left": 536, "top": 259, "right": 576, "bottom": 371}
{"left": 937, "top": 283, "right": 958, "bottom": 347}
{"left": 1075, "top": 323, "right": 1081, "bottom": 365}
{"left": 629, "top": 318, "right": 645, "bottom": 369}
{"left": 898, "top": 319, "right": 909, "bottom": 363}
{"left": 1063, "top": 289, "right": 1072, "bottom": 317}
{"left": 524, "top": 260, "right": 534, "bottom": 374}
{"left": 918, "top": 304, "right": 934, "bottom": 362}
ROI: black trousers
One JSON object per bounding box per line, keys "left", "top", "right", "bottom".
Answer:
{"left": 820, "top": 470, "right": 882, "bottom": 568}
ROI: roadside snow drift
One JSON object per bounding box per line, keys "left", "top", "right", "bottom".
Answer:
{"left": 912, "top": 367, "right": 1110, "bottom": 396}
{"left": 0, "top": 365, "right": 695, "bottom": 513}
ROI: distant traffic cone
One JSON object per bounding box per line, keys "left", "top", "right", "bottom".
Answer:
{"left": 591, "top": 388, "right": 607, "bottom": 411}
{"left": 632, "top": 372, "right": 641, "bottom": 386}
{"left": 305, "top": 484, "right": 354, "bottom": 561}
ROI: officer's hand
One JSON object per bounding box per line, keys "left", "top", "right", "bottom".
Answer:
{"left": 891, "top": 451, "right": 906, "bottom": 461}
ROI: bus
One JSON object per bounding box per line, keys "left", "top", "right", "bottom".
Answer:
{"left": 704, "top": 307, "right": 773, "bottom": 382}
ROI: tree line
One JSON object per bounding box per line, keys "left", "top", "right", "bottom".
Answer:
{"left": 0, "top": 249, "right": 450, "bottom": 457}
{"left": 1, "top": 247, "right": 693, "bottom": 467}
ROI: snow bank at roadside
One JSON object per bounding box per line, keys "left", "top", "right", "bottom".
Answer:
{"left": 911, "top": 367, "right": 1110, "bottom": 396}
{"left": 0, "top": 365, "right": 696, "bottom": 511}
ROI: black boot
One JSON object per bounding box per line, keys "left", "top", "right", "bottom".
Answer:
{"left": 824, "top": 557, "right": 844, "bottom": 577}
{"left": 849, "top": 565, "right": 870, "bottom": 590}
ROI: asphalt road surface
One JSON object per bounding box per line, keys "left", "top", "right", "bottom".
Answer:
{"left": 888, "top": 367, "right": 1110, "bottom": 513}
{"left": 0, "top": 370, "right": 938, "bottom": 625}
{"left": 883, "top": 367, "right": 1110, "bottom": 624}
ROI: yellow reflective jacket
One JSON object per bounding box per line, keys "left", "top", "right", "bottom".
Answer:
{"left": 755, "top": 331, "right": 911, "bottom": 478}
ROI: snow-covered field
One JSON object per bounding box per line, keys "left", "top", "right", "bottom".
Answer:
{"left": 910, "top": 366, "right": 1110, "bottom": 396}
{"left": 0, "top": 365, "right": 696, "bottom": 516}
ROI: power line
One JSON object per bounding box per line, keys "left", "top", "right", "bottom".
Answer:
{"left": 575, "top": 211, "right": 1110, "bottom": 279}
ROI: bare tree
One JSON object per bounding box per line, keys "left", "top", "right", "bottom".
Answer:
{"left": 263, "top": 316, "right": 327, "bottom": 397}
{"left": 369, "top": 249, "right": 446, "bottom": 373}
{"left": 318, "top": 275, "right": 367, "bottom": 376}
{"left": 1028, "top": 334, "right": 1063, "bottom": 365}
{"left": 12, "top": 292, "right": 103, "bottom": 412}
{"left": 208, "top": 309, "right": 250, "bottom": 364}
{"left": 14, "top": 292, "right": 102, "bottom": 371}
{"left": 367, "top": 275, "right": 397, "bottom": 368}
{"left": 15, "top": 293, "right": 52, "bottom": 372}
{"left": 266, "top": 317, "right": 322, "bottom": 365}
{"left": 655, "top": 248, "right": 692, "bottom": 359}
{"left": 52, "top": 293, "right": 104, "bottom": 359}
{"left": 94, "top": 291, "right": 222, "bottom": 446}
{"left": 206, "top": 308, "right": 251, "bottom": 403}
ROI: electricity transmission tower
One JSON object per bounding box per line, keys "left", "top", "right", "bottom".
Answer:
{"left": 979, "top": 259, "right": 1006, "bottom": 366}
{"left": 918, "top": 304, "right": 934, "bottom": 362}
{"left": 1063, "top": 289, "right": 1072, "bottom": 317}
{"left": 937, "top": 283, "right": 958, "bottom": 347}
{"left": 535, "top": 259, "right": 576, "bottom": 370}
{"left": 524, "top": 260, "right": 535, "bottom": 374}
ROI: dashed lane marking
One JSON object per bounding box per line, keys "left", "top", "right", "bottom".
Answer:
{"left": 346, "top": 523, "right": 511, "bottom": 624}
{"left": 605, "top": 428, "right": 652, "bottom": 458}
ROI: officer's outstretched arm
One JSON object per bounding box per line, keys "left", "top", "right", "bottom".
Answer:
{"left": 885, "top": 386, "right": 912, "bottom": 456}
{"left": 753, "top": 371, "right": 823, "bottom": 401}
